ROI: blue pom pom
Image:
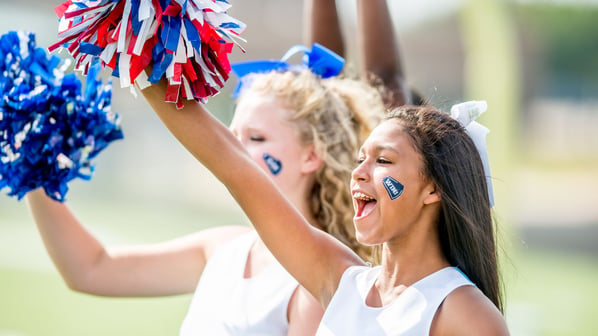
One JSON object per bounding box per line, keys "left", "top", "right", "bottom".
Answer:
{"left": 0, "top": 30, "right": 123, "bottom": 202}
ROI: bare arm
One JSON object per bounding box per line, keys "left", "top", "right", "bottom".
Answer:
{"left": 26, "top": 188, "right": 248, "bottom": 296}
{"left": 287, "top": 286, "right": 324, "bottom": 336}
{"left": 305, "top": 0, "right": 409, "bottom": 107}
{"left": 357, "top": 0, "right": 409, "bottom": 107}
{"left": 304, "top": 0, "right": 344, "bottom": 56}
{"left": 431, "top": 286, "right": 509, "bottom": 336}
{"left": 140, "top": 80, "right": 364, "bottom": 306}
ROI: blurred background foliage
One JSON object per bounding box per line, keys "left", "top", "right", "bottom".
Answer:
{"left": 520, "top": 5, "right": 598, "bottom": 99}
{"left": 1, "top": 0, "right": 597, "bottom": 335}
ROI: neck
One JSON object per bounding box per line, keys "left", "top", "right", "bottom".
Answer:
{"left": 377, "top": 215, "right": 449, "bottom": 290}
{"left": 379, "top": 241, "right": 449, "bottom": 287}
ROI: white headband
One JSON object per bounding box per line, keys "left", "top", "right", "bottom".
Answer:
{"left": 450, "top": 101, "right": 494, "bottom": 208}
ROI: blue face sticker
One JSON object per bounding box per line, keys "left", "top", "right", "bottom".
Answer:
{"left": 382, "top": 176, "right": 404, "bottom": 200}
{"left": 263, "top": 153, "right": 283, "bottom": 176}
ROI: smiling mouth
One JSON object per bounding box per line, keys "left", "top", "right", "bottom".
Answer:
{"left": 353, "top": 192, "right": 377, "bottom": 218}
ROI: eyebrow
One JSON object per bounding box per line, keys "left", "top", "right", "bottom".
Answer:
{"left": 231, "top": 124, "right": 264, "bottom": 132}
{"left": 359, "top": 144, "right": 400, "bottom": 155}
{"left": 375, "top": 145, "right": 399, "bottom": 153}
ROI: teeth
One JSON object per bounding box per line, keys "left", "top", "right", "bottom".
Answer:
{"left": 354, "top": 192, "right": 374, "bottom": 201}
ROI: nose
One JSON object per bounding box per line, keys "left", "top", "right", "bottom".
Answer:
{"left": 230, "top": 128, "right": 245, "bottom": 145}
{"left": 351, "top": 161, "right": 369, "bottom": 182}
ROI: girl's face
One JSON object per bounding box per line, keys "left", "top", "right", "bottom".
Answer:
{"left": 350, "top": 119, "right": 439, "bottom": 245}
{"left": 230, "top": 92, "right": 319, "bottom": 199}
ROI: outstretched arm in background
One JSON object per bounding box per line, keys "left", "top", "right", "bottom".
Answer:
{"left": 305, "top": 0, "right": 410, "bottom": 107}
{"left": 303, "top": 0, "right": 344, "bottom": 57}
{"left": 26, "top": 189, "right": 249, "bottom": 296}
{"left": 140, "top": 79, "right": 365, "bottom": 307}
{"left": 357, "top": 0, "right": 409, "bottom": 107}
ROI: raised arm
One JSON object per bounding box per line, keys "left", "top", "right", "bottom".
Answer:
{"left": 25, "top": 189, "right": 246, "bottom": 296}
{"left": 140, "top": 80, "right": 364, "bottom": 306}
{"left": 357, "top": 0, "right": 409, "bottom": 107}
{"left": 305, "top": 0, "right": 409, "bottom": 107}
{"left": 304, "top": 0, "right": 344, "bottom": 57}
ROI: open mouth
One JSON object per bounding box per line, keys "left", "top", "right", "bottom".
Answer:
{"left": 353, "top": 191, "right": 377, "bottom": 218}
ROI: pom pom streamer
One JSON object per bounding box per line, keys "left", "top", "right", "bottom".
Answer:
{"left": 49, "top": 0, "right": 247, "bottom": 109}
{"left": 0, "top": 30, "right": 123, "bottom": 202}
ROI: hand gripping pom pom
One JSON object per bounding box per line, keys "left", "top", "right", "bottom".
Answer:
{"left": 49, "top": 0, "right": 247, "bottom": 109}
{"left": 0, "top": 30, "right": 124, "bottom": 202}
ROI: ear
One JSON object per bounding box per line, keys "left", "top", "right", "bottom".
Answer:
{"left": 300, "top": 145, "right": 323, "bottom": 174}
{"left": 423, "top": 182, "right": 441, "bottom": 205}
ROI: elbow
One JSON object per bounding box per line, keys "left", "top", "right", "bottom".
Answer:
{"left": 64, "top": 279, "right": 86, "bottom": 293}
{"left": 59, "top": 253, "right": 108, "bottom": 295}
{"left": 61, "top": 272, "right": 96, "bottom": 294}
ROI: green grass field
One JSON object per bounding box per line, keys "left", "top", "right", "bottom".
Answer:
{"left": 0, "top": 197, "right": 243, "bottom": 336}
{"left": 502, "top": 249, "right": 598, "bottom": 336}
{"left": 1, "top": 198, "right": 597, "bottom": 335}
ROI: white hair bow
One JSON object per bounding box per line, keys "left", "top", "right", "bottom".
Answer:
{"left": 450, "top": 101, "right": 494, "bottom": 208}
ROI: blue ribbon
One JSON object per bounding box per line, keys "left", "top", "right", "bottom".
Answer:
{"left": 231, "top": 43, "right": 344, "bottom": 97}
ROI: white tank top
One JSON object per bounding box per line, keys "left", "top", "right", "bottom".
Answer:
{"left": 179, "top": 231, "right": 299, "bottom": 335}
{"left": 316, "top": 265, "right": 474, "bottom": 336}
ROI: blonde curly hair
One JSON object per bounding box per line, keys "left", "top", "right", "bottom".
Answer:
{"left": 238, "top": 70, "right": 385, "bottom": 262}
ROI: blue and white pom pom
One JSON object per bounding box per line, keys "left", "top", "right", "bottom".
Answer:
{"left": 49, "top": 0, "right": 246, "bottom": 109}
{"left": 0, "top": 30, "right": 123, "bottom": 202}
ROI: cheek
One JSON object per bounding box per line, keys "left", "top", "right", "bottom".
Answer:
{"left": 244, "top": 146, "right": 263, "bottom": 165}
{"left": 381, "top": 176, "right": 405, "bottom": 201}
{"left": 244, "top": 146, "right": 271, "bottom": 174}
{"left": 262, "top": 152, "right": 283, "bottom": 176}
{"left": 246, "top": 144, "right": 286, "bottom": 177}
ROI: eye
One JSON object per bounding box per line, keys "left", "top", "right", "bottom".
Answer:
{"left": 377, "top": 157, "right": 392, "bottom": 164}
{"left": 250, "top": 136, "right": 265, "bottom": 142}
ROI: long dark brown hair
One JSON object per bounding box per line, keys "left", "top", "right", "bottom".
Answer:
{"left": 386, "top": 105, "right": 503, "bottom": 313}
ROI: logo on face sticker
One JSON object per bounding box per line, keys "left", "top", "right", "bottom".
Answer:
{"left": 263, "top": 153, "right": 282, "bottom": 176}
{"left": 382, "top": 176, "right": 404, "bottom": 200}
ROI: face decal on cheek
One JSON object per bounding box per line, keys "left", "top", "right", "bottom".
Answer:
{"left": 263, "top": 153, "right": 283, "bottom": 176}
{"left": 382, "top": 176, "right": 404, "bottom": 200}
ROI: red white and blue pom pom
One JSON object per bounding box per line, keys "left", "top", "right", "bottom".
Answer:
{"left": 49, "top": 0, "right": 246, "bottom": 109}
{"left": 0, "top": 30, "right": 123, "bottom": 202}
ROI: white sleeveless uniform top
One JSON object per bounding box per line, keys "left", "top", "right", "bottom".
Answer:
{"left": 316, "top": 265, "right": 474, "bottom": 336}
{"left": 179, "top": 231, "right": 299, "bottom": 335}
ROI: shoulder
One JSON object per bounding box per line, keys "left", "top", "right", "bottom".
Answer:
{"left": 339, "top": 264, "right": 379, "bottom": 286}
{"left": 186, "top": 225, "right": 253, "bottom": 260}
{"left": 200, "top": 224, "right": 253, "bottom": 240}
{"left": 431, "top": 285, "right": 509, "bottom": 336}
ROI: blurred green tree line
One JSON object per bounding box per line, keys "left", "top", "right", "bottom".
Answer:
{"left": 518, "top": 5, "right": 598, "bottom": 100}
